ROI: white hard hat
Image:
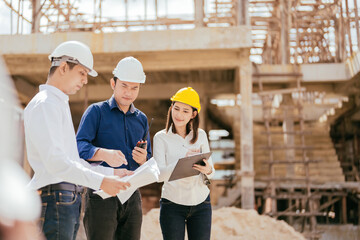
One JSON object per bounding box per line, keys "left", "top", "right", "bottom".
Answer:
{"left": 48, "top": 41, "right": 98, "bottom": 77}
{"left": 113, "top": 56, "right": 146, "bottom": 83}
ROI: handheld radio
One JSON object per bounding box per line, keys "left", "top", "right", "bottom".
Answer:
{"left": 136, "top": 118, "right": 153, "bottom": 149}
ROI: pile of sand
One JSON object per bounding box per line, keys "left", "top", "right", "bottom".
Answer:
{"left": 141, "top": 207, "right": 305, "bottom": 240}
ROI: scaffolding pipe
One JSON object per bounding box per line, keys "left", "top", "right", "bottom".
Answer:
{"left": 354, "top": 0, "right": 360, "bottom": 50}
{"left": 345, "top": 0, "right": 353, "bottom": 55}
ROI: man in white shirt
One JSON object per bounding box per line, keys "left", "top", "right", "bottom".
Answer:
{"left": 24, "top": 41, "right": 131, "bottom": 240}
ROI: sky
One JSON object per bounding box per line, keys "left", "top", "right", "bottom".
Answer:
{"left": 0, "top": 0, "right": 359, "bottom": 35}
{"left": 0, "top": 0, "right": 197, "bottom": 34}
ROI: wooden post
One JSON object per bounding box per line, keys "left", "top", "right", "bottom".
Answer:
{"left": 194, "top": 0, "right": 204, "bottom": 28}
{"left": 237, "top": 0, "right": 249, "bottom": 26}
{"left": 354, "top": 0, "right": 360, "bottom": 50}
{"left": 280, "top": 0, "right": 290, "bottom": 64}
{"left": 288, "top": 187, "right": 294, "bottom": 225}
{"left": 326, "top": 196, "right": 331, "bottom": 224}
{"left": 17, "top": 0, "right": 21, "bottom": 34}
{"left": 84, "top": 84, "right": 89, "bottom": 112}
{"left": 199, "top": 94, "right": 207, "bottom": 130}
{"left": 283, "top": 99, "right": 295, "bottom": 177}
{"left": 340, "top": 1, "right": 346, "bottom": 60}
{"left": 342, "top": 196, "right": 347, "bottom": 224}
{"left": 345, "top": 0, "right": 353, "bottom": 55}
{"left": 31, "top": 0, "right": 41, "bottom": 33}
{"left": 125, "top": 0, "right": 129, "bottom": 30}
{"left": 239, "top": 50, "right": 254, "bottom": 209}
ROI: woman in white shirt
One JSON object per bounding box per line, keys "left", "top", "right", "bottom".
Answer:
{"left": 153, "top": 87, "right": 215, "bottom": 240}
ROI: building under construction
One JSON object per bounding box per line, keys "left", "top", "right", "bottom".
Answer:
{"left": 1, "top": 0, "right": 360, "bottom": 239}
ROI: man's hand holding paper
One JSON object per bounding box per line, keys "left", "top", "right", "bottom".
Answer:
{"left": 95, "top": 157, "right": 160, "bottom": 203}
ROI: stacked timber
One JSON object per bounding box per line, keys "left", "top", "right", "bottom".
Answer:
{"left": 253, "top": 122, "right": 345, "bottom": 183}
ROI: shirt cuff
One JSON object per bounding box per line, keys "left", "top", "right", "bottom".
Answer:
{"left": 104, "top": 167, "right": 115, "bottom": 176}
{"left": 205, "top": 166, "right": 215, "bottom": 179}
{"left": 89, "top": 147, "right": 100, "bottom": 160}
{"left": 87, "top": 171, "right": 105, "bottom": 190}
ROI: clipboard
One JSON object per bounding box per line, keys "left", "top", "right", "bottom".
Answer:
{"left": 168, "top": 152, "right": 212, "bottom": 182}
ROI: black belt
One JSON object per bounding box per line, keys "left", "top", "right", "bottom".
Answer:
{"left": 39, "top": 182, "right": 84, "bottom": 194}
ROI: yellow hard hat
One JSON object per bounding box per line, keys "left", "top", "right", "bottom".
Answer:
{"left": 170, "top": 87, "right": 201, "bottom": 113}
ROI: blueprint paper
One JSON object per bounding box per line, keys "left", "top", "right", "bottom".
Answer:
{"left": 95, "top": 157, "right": 160, "bottom": 203}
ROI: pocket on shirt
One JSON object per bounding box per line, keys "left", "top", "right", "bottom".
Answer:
{"left": 56, "top": 191, "right": 77, "bottom": 205}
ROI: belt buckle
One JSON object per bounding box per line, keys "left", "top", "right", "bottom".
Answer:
{"left": 75, "top": 184, "right": 84, "bottom": 194}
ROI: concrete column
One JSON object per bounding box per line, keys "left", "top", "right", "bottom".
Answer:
{"left": 238, "top": 50, "right": 254, "bottom": 209}
{"left": 194, "top": 0, "right": 204, "bottom": 28}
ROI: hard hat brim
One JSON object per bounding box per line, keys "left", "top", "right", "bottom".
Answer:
{"left": 89, "top": 69, "right": 98, "bottom": 77}
{"left": 113, "top": 75, "right": 146, "bottom": 83}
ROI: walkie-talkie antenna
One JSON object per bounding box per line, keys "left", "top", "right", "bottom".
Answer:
{"left": 142, "top": 118, "right": 154, "bottom": 141}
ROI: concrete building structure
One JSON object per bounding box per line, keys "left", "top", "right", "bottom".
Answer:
{"left": 1, "top": 0, "right": 360, "bottom": 239}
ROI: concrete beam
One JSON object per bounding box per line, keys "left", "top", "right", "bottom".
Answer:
{"left": 301, "top": 63, "right": 350, "bottom": 82}
{"left": 4, "top": 50, "right": 241, "bottom": 75}
{"left": 69, "top": 82, "right": 234, "bottom": 103}
{"left": 94, "top": 50, "right": 243, "bottom": 72}
{"left": 252, "top": 63, "right": 349, "bottom": 83}
{"left": 0, "top": 27, "right": 252, "bottom": 55}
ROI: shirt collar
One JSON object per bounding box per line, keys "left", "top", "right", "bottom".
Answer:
{"left": 39, "top": 84, "right": 69, "bottom": 102}
{"left": 109, "top": 95, "right": 137, "bottom": 114}
{"left": 167, "top": 125, "right": 194, "bottom": 141}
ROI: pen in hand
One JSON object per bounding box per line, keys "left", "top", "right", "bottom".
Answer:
{"left": 183, "top": 144, "right": 211, "bottom": 185}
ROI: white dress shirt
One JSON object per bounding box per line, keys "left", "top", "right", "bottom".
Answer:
{"left": 153, "top": 126, "right": 215, "bottom": 206}
{"left": 24, "top": 84, "right": 113, "bottom": 191}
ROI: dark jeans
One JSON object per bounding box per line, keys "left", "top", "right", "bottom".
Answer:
{"left": 84, "top": 189, "right": 142, "bottom": 240}
{"left": 159, "top": 195, "right": 212, "bottom": 240}
{"left": 39, "top": 190, "right": 82, "bottom": 240}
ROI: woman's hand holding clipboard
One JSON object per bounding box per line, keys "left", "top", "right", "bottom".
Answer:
{"left": 168, "top": 151, "right": 212, "bottom": 182}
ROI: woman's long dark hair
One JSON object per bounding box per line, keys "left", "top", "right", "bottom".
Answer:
{"left": 165, "top": 102, "right": 199, "bottom": 144}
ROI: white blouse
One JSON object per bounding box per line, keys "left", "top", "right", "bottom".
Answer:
{"left": 153, "top": 126, "right": 215, "bottom": 206}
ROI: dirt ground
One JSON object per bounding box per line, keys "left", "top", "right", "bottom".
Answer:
{"left": 141, "top": 207, "right": 306, "bottom": 240}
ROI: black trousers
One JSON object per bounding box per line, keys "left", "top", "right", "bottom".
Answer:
{"left": 83, "top": 189, "right": 142, "bottom": 240}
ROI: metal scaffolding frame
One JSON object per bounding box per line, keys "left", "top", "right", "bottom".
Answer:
{"left": 2, "top": 1, "right": 360, "bottom": 239}
{"left": 2, "top": 0, "right": 359, "bottom": 64}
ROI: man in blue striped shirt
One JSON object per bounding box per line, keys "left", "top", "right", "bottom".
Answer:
{"left": 76, "top": 57, "right": 151, "bottom": 240}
